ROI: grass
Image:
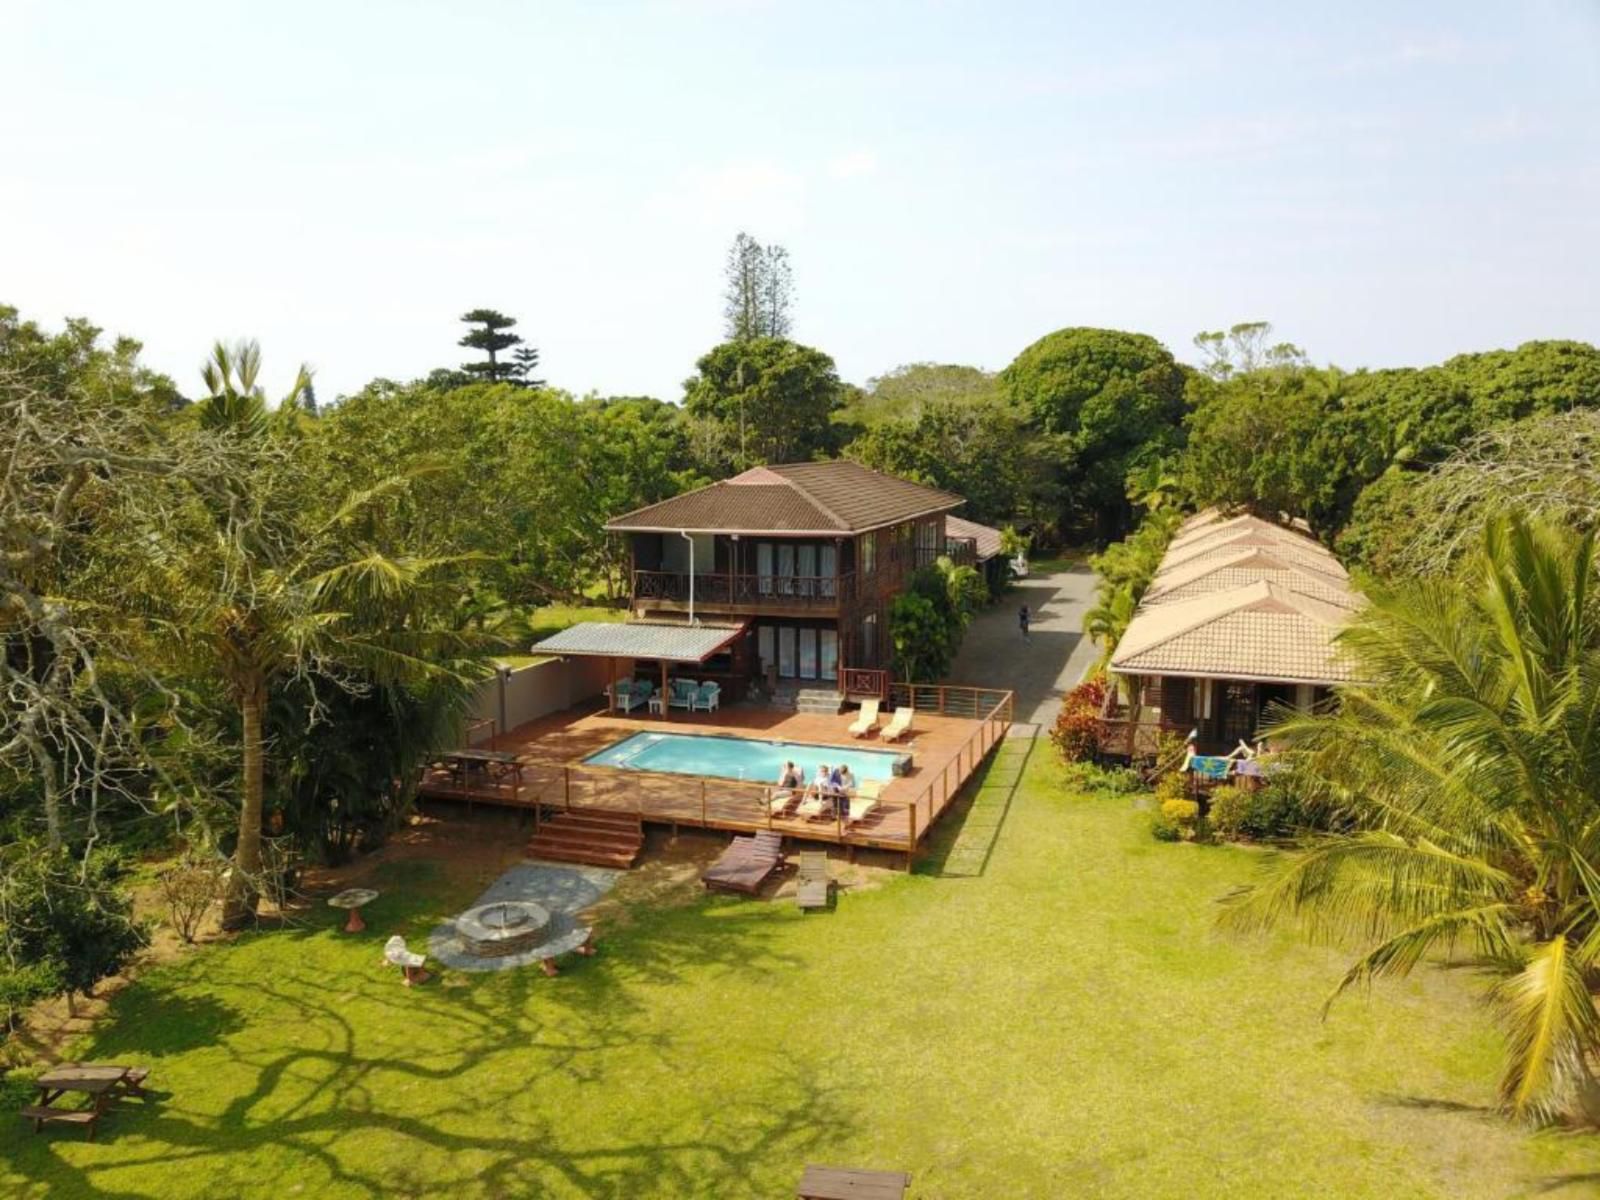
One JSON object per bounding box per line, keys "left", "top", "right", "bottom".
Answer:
{"left": 5, "top": 744, "right": 1598, "bottom": 1198}
{"left": 528, "top": 603, "right": 625, "bottom": 644}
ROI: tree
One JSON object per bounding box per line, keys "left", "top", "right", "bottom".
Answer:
{"left": 0, "top": 842, "right": 144, "bottom": 1010}
{"left": 888, "top": 593, "right": 952, "bottom": 683}
{"left": 846, "top": 363, "right": 998, "bottom": 426}
{"left": 1223, "top": 515, "right": 1600, "bottom": 1121}
{"left": 1, "top": 308, "right": 190, "bottom": 852}
{"left": 1192, "top": 321, "right": 1307, "bottom": 381}
{"left": 509, "top": 344, "right": 544, "bottom": 388}
{"left": 722, "top": 233, "right": 793, "bottom": 340}
{"left": 458, "top": 309, "right": 523, "bottom": 383}
{"left": 683, "top": 338, "right": 839, "bottom": 465}
{"left": 999, "top": 327, "right": 1188, "bottom": 538}
{"left": 126, "top": 348, "right": 479, "bottom": 925}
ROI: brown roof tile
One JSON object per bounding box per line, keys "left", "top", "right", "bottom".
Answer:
{"left": 606, "top": 461, "right": 963, "bottom": 534}
{"left": 945, "top": 515, "right": 1004, "bottom": 561}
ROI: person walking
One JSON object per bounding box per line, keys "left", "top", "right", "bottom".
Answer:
{"left": 1018, "top": 604, "right": 1031, "bottom": 640}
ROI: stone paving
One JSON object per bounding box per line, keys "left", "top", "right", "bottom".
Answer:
{"left": 947, "top": 561, "right": 1101, "bottom": 730}
{"left": 428, "top": 861, "right": 620, "bottom": 973}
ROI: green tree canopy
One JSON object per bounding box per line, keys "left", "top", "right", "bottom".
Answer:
{"left": 682, "top": 337, "right": 841, "bottom": 466}
{"left": 999, "top": 327, "right": 1188, "bottom": 537}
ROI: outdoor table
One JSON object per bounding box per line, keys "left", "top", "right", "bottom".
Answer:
{"left": 440, "top": 749, "right": 524, "bottom": 792}
{"left": 647, "top": 694, "right": 667, "bottom": 716}
{"left": 797, "top": 1165, "right": 911, "bottom": 1199}
{"left": 328, "top": 887, "right": 378, "bottom": 933}
{"left": 26, "top": 1064, "right": 147, "bottom": 1140}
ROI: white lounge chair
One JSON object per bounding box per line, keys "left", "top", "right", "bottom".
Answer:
{"left": 846, "top": 794, "right": 879, "bottom": 827}
{"left": 881, "top": 706, "right": 915, "bottom": 743}
{"left": 847, "top": 698, "right": 880, "bottom": 738}
{"left": 382, "top": 935, "right": 430, "bottom": 987}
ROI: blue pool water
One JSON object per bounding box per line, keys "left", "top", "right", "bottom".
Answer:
{"left": 583, "top": 731, "right": 900, "bottom": 784}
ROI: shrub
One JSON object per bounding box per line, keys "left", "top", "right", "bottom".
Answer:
{"left": 1153, "top": 770, "right": 1192, "bottom": 804}
{"left": 1209, "top": 779, "right": 1310, "bottom": 842}
{"left": 1051, "top": 675, "right": 1108, "bottom": 764}
{"left": 1060, "top": 760, "right": 1142, "bottom": 795}
{"left": 1160, "top": 797, "right": 1200, "bottom": 825}
{"left": 0, "top": 960, "right": 61, "bottom": 1033}
{"left": 158, "top": 856, "right": 224, "bottom": 944}
{"left": 1150, "top": 813, "right": 1182, "bottom": 842}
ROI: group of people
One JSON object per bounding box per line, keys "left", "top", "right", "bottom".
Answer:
{"left": 774, "top": 759, "right": 858, "bottom": 816}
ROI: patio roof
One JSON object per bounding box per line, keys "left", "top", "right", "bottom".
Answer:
{"left": 945, "top": 515, "right": 1004, "bottom": 561}
{"left": 530, "top": 620, "right": 748, "bottom": 663}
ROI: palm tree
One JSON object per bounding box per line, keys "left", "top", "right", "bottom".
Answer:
{"left": 1223, "top": 514, "right": 1600, "bottom": 1121}
{"left": 143, "top": 345, "right": 479, "bottom": 926}
{"left": 1082, "top": 583, "right": 1137, "bottom": 667}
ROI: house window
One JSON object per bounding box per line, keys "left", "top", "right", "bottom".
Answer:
{"left": 861, "top": 532, "right": 876, "bottom": 576}
{"left": 861, "top": 612, "right": 878, "bottom": 666}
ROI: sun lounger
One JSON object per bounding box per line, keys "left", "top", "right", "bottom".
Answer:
{"left": 845, "top": 794, "right": 878, "bottom": 827}
{"left": 796, "top": 850, "right": 830, "bottom": 911}
{"left": 701, "top": 831, "right": 784, "bottom": 895}
{"left": 881, "top": 705, "right": 915, "bottom": 743}
{"left": 769, "top": 788, "right": 798, "bottom": 817}
{"left": 847, "top": 697, "right": 880, "bottom": 738}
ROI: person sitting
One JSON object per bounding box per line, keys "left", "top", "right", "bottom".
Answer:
{"left": 806, "top": 764, "right": 832, "bottom": 804}
{"left": 836, "top": 764, "right": 858, "bottom": 797}
{"left": 769, "top": 760, "right": 803, "bottom": 815}
{"left": 775, "top": 760, "right": 802, "bottom": 791}
{"left": 828, "top": 765, "right": 848, "bottom": 817}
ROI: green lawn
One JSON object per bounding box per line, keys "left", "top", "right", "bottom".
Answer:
{"left": 6, "top": 744, "right": 1598, "bottom": 1198}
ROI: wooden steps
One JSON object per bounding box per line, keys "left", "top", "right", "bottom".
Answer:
{"left": 527, "top": 809, "right": 642, "bottom": 869}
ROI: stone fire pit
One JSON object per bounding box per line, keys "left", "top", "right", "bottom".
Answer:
{"left": 454, "top": 900, "right": 551, "bottom": 958}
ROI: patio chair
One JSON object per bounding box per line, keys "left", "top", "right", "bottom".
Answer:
{"left": 382, "top": 935, "right": 431, "bottom": 987}
{"left": 881, "top": 705, "right": 915, "bottom": 743}
{"left": 702, "top": 831, "right": 784, "bottom": 895}
{"left": 845, "top": 793, "right": 879, "bottom": 828}
{"left": 795, "top": 850, "right": 830, "bottom": 911}
{"left": 693, "top": 681, "right": 721, "bottom": 712}
{"left": 669, "top": 678, "right": 699, "bottom": 710}
{"left": 847, "top": 697, "right": 880, "bottom": 738}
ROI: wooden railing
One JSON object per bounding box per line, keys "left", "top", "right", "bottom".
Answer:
{"left": 893, "top": 686, "right": 1014, "bottom": 864}
{"left": 889, "top": 682, "right": 1014, "bottom": 721}
{"left": 840, "top": 667, "right": 888, "bottom": 700}
{"left": 632, "top": 570, "right": 855, "bottom": 608}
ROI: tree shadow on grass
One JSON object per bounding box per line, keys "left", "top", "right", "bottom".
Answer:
{"left": 916, "top": 736, "right": 1034, "bottom": 879}
{"left": 3, "top": 854, "right": 823, "bottom": 1198}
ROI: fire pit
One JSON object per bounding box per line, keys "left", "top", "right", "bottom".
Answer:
{"left": 454, "top": 900, "right": 551, "bottom": 958}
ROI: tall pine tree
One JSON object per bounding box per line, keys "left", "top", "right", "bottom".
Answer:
{"left": 458, "top": 309, "right": 523, "bottom": 382}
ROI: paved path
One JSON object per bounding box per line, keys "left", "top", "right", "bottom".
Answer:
{"left": 947, "top": 563, "right": 1101, "bottom": 732}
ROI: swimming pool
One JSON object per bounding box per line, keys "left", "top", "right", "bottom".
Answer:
{"left": 583, "top": 731, "right": 901, "bottom": 784}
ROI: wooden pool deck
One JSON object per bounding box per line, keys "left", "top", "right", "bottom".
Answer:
{"left": 417, "top": 685, "right": 1014, "bottom": 862}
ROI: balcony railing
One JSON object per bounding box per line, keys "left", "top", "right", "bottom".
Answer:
{"left": 633, "top": 570, "right": 855, "bottom": 608}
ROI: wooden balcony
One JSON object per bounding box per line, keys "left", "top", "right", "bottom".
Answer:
{"left": 632, "top": 570, "right": 855, "bottom": 616}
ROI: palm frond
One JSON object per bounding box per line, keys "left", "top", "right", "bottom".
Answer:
{"left": 1492, "top": 936, "right": 1600, "bottom": 1119}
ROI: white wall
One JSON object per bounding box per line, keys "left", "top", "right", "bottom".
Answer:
{"left": 465, "top": 656, "right": 634, "bottom": 743}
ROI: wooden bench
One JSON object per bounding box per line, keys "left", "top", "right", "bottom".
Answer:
{"left": 20, "top": 1105, "right": 100, "bottom": 1140}
{"left": 797, "top": 1165, "right": 911, "bottom": 1199}
{"left": 796, "top": 850, "right": 830, "bottom": 911}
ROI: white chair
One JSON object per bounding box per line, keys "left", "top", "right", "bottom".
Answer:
{"left": 383, "top": 935, "right": 430, "bottom": 987}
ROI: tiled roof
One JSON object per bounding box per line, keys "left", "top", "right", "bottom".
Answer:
{"left": 1110, "top": 508, "right": 1364, "bottom": 685}
{"left": 1143, "top": 548, "right": 1359, "bottom": 610}
{"left": 531, "top": 620, "right": 748, "bottom": 663}
{"left": 605, "top": 461, "right": 963, "bottom": 534}
{"left": 1110, "top": 582, "right": 1360, "bottom": 684}
{"left": 945, "top": 515, "right": 1004, "bottom": 561}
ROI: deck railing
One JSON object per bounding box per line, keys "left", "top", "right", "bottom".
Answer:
{"left": 839, "top": 667, "right": 888, "bottom": 700}
{"left": 892, "top": 686, "right": 1014, "bottom": 863}
{"left": 632, "top": 570, "right": 855, "bottom": 608}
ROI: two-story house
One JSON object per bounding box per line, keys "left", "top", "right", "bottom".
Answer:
{"left": 603, "top": 462, "right": 974, "bottom": 697}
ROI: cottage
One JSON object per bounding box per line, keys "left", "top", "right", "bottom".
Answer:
{"left": 1101, "top": 510, "right": 1364, "bottom": 757}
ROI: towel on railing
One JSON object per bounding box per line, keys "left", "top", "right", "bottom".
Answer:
{"left": 1188, "top": 755, "right": 1232, "bottom": 780}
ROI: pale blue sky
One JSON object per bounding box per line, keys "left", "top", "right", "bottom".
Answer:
{"left": 3, "top": 1, "right": 1598, "bottom": 402}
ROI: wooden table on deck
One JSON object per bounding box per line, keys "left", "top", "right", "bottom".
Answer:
{"left": 797, "top": 1165, "right": 912, "bottom": 1199}
{"left": 438, "top": 749, "right": 525, "bottom": 793}
{"left": 24, "top": 1063, "right": 149, "bottom": 1140}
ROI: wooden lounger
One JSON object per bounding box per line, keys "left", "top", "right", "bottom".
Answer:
{"left": 701, "top": 832, "right": 784, "bottom": 895}
{"left": 881, "top": 706, "right": 915, "bottom": 743}
{"left": 847, "top": 697, "right": 880, "bottom": 738}
{"left": 796, "top": 851, "right": 830, "bottom": 911}
{"left": 845, "top": 795, "right": 878, "bottom": 827}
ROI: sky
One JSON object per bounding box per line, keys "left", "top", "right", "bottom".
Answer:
{"left": 3, "top": 1, "right": 1599, "bottom": 403}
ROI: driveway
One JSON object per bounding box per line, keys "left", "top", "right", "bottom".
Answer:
{"left": 946, "top": 562, "right": 1100, "bottom": 732}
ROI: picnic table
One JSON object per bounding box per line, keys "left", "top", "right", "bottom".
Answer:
{"left": 23, "top": 1063, "right": 150, "bottom": 1141}
{"left": 797, "top": 1165, "right": 911, "bottom": 1199}
{"left": 437, "top": 749, "right": 525, "bottom": 792}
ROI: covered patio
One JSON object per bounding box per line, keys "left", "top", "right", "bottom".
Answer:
{"left": 531, "top": 619, "right": 752, "bottom": 714}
